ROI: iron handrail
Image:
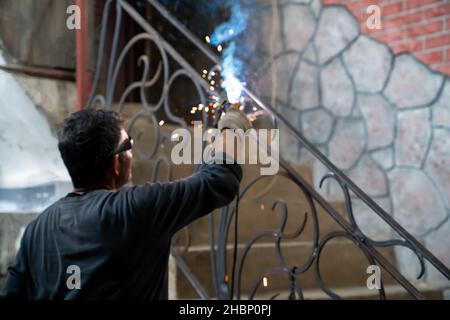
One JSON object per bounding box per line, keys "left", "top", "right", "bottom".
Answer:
{"left": 88, "top": 0, "right": 450, "bottom": 299}
{"left": 143, "top": 0, "right": 450, "bottom": 282}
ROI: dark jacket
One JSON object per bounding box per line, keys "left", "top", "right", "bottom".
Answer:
{"left": 0, "top": 161, "right": 242, "bottom": 300}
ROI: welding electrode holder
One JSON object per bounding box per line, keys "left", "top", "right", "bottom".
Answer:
{"left": 212, "top": 99, "right": 232, "bottom": 129}
{"left": 214, "top": 99, "right": 253, "bottom": 132}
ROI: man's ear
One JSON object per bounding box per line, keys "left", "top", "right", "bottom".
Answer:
{"left": 113, "top": 154, "right": 120, "bottom": 176}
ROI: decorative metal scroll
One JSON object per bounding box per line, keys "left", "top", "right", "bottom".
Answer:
{"left": 88, "top": 0, "right": 450, "bottom": 300}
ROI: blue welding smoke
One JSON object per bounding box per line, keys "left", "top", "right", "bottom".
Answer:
{"left": 221, "top": 42, "right": 244, "bottom": 103}
{"left": 211, "top": 2, "right": 249, "bottom": 103}
{"left": 210, "top": 3, "right": 249, "bottom": 46}
{"left": 161, "top": 0, "right": 250, "bottom": 103}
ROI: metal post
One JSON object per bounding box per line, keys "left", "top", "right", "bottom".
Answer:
{"left": 168, "top": 253, "right": 178, "bottom": 300}
{"left": 75, "top": 0, "right": 92, "bottom": 110}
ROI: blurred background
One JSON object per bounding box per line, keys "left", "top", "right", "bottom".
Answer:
{"left": 0, "top": 0, "right": 449, "bottom": 299}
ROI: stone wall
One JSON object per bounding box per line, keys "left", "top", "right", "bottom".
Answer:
{"left": 322, "top": 0, "right": 450, "bottom": 75}
{"left": 241, "top": 0, "right": 449, "bottom": 287}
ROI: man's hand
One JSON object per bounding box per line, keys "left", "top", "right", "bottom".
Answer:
{"left": 214, "top": 105, "right": 253, "bottom": 162}
{"left": 218, "top": 104, "right": 253, "bottom": 132}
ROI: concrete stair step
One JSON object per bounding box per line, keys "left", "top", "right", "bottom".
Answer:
{"left": 176, "top": 199, "right": 346, "bottom": 247}
{"left": 252, "top": 283, "right": 444, "bottom": 300}
{"left": 174, "top": 240, "right": 396, "bottom": 299}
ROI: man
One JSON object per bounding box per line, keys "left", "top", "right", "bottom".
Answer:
{"left": 0, "top": 107, "right": 251, "bottom": 299}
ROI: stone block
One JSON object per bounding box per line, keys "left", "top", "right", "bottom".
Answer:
{"left": 370, "top": 148, "right": 394, "bottom": 171}
{"left": 425, "top": 128, "right": 450, "bottom": 208}
{"left": 358, "top": 94, "right": 395, "bottom": 150}
{"left": 291, "top": 60, "right": 320, "bottom": 110}
{"left": 321, "top": 58, "right": 355, "bottom": 117}
{"left": 343, "top": 36, "right": 392, "bottom": 93}
{"left": 283, "top": 4, "right": 316, "bottom": 52}
{"left": 348, "top": 155, "right": 388, "bottom": 197}
{"left": 301, "top": 108, "right": 333, "bottom": 144}
{"left": 328, "top": 119, "right": 365, "bottom": 170}
{"left": 431, "top": 80, "right": 450, "bottom": 128}
{"left": 303, "top": 43, "right": 317, "bottom": 64}
{"left": 351, "top": 197, "right": 393, "bottom": 241}
{"left": 425, "top": 218, "right": 450, "bottom": 288}
{"left": 315, "top": 6, "right": 359, "bottom": 64}
{"left": 396, "top": 108, "right": 431, "bottom": 167}
{"left": 257, "top": 53, "right": 300, "bottom": 106}
{"left": 389, "top": 169, "right": 446, "bottom": 236}
{"left": 384, "top": 55, "right": 443, "bottom": 109}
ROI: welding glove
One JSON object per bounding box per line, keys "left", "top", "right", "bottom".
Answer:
{"left": 218, "top": 107, "right": 253, "bottom": 132}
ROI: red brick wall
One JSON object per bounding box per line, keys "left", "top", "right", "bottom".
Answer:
{"left": 322, "top": 0, "right": 450, "bottom": 75}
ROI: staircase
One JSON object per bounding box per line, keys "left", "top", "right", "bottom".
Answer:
{"left": 127, "top": 118, "right": 445, "bottom": 300}
{"left": 167, "top": 164, "right": 442, "bottom": 300}
{"left": 87, "top": 0, "right": 450, "bottom": 299}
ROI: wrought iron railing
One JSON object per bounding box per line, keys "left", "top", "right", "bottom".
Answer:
{"left": 87, "top": 0, "right": 450, "bottom": 300}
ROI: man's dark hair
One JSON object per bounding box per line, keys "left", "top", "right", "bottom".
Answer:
{"left": 58, "top": 109, "right": 123, "bottom": 189}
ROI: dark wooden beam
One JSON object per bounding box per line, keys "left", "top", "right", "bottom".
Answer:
{"left": 0, "top": 63, "right": 75, "bottom": 81}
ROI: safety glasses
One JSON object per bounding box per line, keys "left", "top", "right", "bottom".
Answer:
{"left": 113, "top": 133, "right": 133, "bottom": 155}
